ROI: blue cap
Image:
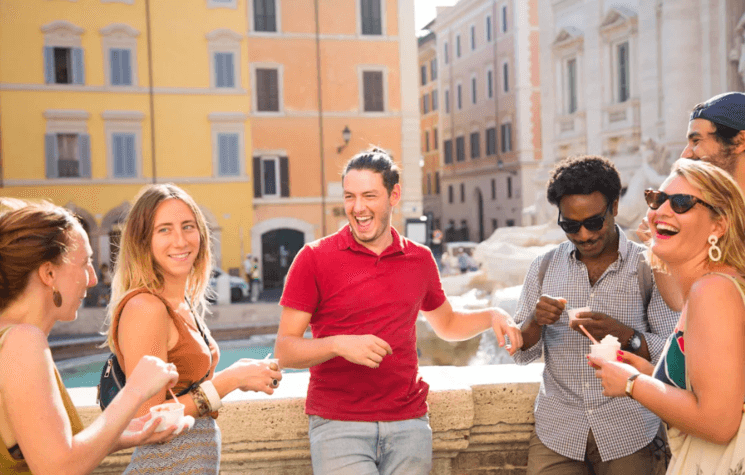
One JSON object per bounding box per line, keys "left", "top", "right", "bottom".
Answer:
{"left": 690, "top": 92, "right": 745, "bottom": 131}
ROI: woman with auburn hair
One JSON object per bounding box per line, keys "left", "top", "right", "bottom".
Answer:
{"left": 108, "top": 184, "right": 281, "bottom": 474}
{"left": 0, "top": 198, "right": 180, "bottom": 475}
{"left": 591, "top": 159, "right": 745, "bottom": 473}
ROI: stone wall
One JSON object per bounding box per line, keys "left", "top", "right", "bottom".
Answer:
{"left": 70, "top": 364, "right": 544, "bottom": 474}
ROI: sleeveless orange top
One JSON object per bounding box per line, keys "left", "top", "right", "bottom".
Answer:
{"left": 111, "top": 289, "right": 219, "bottom": 398}
{"left": 0, "top": 326, "right": 84, "bottom": 474}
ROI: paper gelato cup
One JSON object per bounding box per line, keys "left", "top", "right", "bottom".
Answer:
{"left": 567, "top": 306, "right": 590, "bottom": 320}
{"left": 148, "top": 402, "right": 184, "bottom": 432}
{"left": 590, "top": 335, "right": 621, "bottom": 361}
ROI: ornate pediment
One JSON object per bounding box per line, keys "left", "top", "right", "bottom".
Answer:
{"left": 553, "top": 26, "right": 583, "bottom": 52}
{"left": 599, "top": 6, "right": 637, "bottom": 40}
{"left": 99, "top": 23, "right": 140, "bottom": 38}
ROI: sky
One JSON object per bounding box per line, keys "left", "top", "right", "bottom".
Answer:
{"left": 414, "top": 0, "right": 460, "bottom": 33}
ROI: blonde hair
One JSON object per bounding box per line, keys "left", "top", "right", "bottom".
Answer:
{"left": 106, "top": 184, "right": 212, "bottom": 351}
{"left": 647, "top": 159, "right": 745, "bottom": 276}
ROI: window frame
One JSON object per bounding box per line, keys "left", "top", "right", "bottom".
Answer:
{"left": 470, "top": 131, "right": 480, "bottom": 159}
{"left": 502, "top": 61, "right": 509, "bottom": 93}
{"left": 357, "top": 0, "right": 385, "bottom": 36}
{"left": 100, "top": 23, "right": 139, "bottom": 88}
{"left": 456, "top": 136, "right": 465, "bottom": 162}
{"left": 359, "top": 66, "right": 388, "bottom": 114}
{"left": 471, "top": 74, "right": 477, "bottom": 105}
{"left": 207, "top": 29, "right": 242, "bottom": 91}
{"left": 252, "top": 63, "right": 284, "bottom": 114}
{"left": 207, "top": 0, "right": 237, "bottom": 8}
{"left": 42, "top": 21, "right": 85, "bottom": 86}
{"left": 250, "top": 0, "right": 281, "bottom": 33}
{"left": 43, "top": 109, "right": 90, "bottom": 179}
{"left": 103, "top": 110, "right": 144, "bottom": 179}
{"left": 209, "top": 113, "right": 247, "bottom": 179}
{"left": 500, "top": 122, "right": 512, "bottom": 153}
{"left": 566, "top": 57, "right": 578, "bottom": 113}
{"left": 486, "top": 67, "right": 494, "bottom": 99}
{"left": 486, "top": 15, "right": 493, "bottom": 42}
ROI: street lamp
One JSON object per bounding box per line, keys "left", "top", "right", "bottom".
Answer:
{"left": 337, "top": 126, "right": 352, "bottom": 153}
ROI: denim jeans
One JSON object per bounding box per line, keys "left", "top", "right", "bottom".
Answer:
{"left": 308, "top": 415, "right": 432, "bottom": 475}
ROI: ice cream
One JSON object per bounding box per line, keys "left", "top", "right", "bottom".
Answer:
{"left": 590, "top": 334, "right": 621, "bottom": 361}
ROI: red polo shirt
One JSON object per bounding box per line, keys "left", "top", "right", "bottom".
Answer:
{"left": 279, "top": 225, "right": 447, "bottom": 421}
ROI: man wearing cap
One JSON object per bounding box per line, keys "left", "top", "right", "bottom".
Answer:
{"left": 639, "top": 92, "right": 745, "bottom": 311}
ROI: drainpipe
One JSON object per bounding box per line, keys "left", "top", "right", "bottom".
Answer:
{"left": 314, "top": 0, "right": 326, "bottom": 236}
{"left": 145, "top": 0, "right": 157, "bottom": 183}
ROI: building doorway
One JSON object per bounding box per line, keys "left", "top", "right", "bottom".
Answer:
{"left": 261, "top": 229, "right": 304, "bottom": 289}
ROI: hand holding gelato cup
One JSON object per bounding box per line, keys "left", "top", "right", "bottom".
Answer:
{"left": 590, "top": 335, "right": 621, "bottom": 362}
{"left": 147, "top": 402, "right": 185, "bottom": 432}
{"left": 567, "top": 306, "right": 591, "bottom": 321}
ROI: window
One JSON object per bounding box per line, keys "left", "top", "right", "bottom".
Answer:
{"left": 486, "top": 15, "right": 492, "bottom": 42}
{"left": 362, "top": 69, "right": 385, "bottom": 112}
{"left": 456, "top": 136, "right": 465, "bottom": 162}
{"left": 507, "top": 176, "right": 513, "bottom": 198}
{"left": 253, "top": 0, "right": 277, "bottom": 32}
{"left": 421, "top": 65, "right": 427, "bottom": 86}
{"left": 443, "top": 41, "right": 449, "bottom": 64}
{"left": 487, "top": 68, "right": 494, "bottom": 98}
{"left": 470, "top": 132, "right": 480, "bottom": 159}
{"left": 435, "top": 172, "right": 440, "bottom": 194}
{"left": 456, "top": 35, "right": 461, "bottom": 58}
{"left": 567, "top": 58, "right": 577, "bottom": 113}
{"left": 253, "top": 156, "right": 290, "bottom": 197}
{"left": 491, "top": 178, "right": 496, "bottom": 200}
{"left": 501, "top": 5, "right": 508, "bottom": 32}
{"left": 217, "top": 133, "right": 240, "bottom": 176}
{"left": 44, "top": 47, "right": 84, "bottom": 85}
{"left": 433, "top": 128, "right": 438, "bottom": 150}
{"left": 503, "top": 62, "right": 509, "bottom": 92}
{"left": 448, "top": 185, "right": 454, "bottom": 203}
{"left": 431, "top": 90, "right": 438, "bottom": 111}
{"left": 470, "top": 25, "right": 476, "bottom": 50}
{"left": 360, "top": 0, "right": 382, "bottom": 35}
{"left": 208, "top": 29, "right": 242, "bottom": 90}
{"left": 422, "top": 94, "right": 430, "bottom": 114}
{"left": 45, "top": 133, "right": 91, "bottom": 178}
{"left": 210, "top": 112, "right": 246, "bottom": 178}
{"left": 209, "top": 0, "right": 237, "bottom": 7}
{"left": 457, "top": 83, "right": 462, "bottom": 110}
{"left": 430, "top": 58, "right": 437, "bottom": 80}
{"left": 112, "top": 133, "right": 136, "bottom": 178}
{"left": 214, "top": 52, "right": 236, "bottom": 88}
{"left": 444, "top": 88, "right": 450, "bottom": 113}
{"left": 109, "top": 49, "right": 132, "bottom": 86}
{"left": 425, "top": 130, "right": 430, "bottom": 152}
{"left": 486, "top": 127, "right": 497, "bottom": 155}
{"left": 492, "top": 218, "right": 498, "bottom": 231}
{"left": 426, "top": 173, "right": 432, "bottom": 195}
{"left": 444, "top": 139, "right": 453, "bottom": 164}
{"left": 460, "top": 183, "right": 465, "bottom": 202}
{"left": 104, "top": 110, "right": 144, "bottom": 179}
{"left": 617, "top": 41, "right": 630, "bottom": 102}
{"left": 471, "top": 76, "right": 477, "bottom": 104}
{"left": 501, "top": 123, "right": 512, "bottom": 152}
{"left": 506, "top": 219, "right": 515, "bottom": 226}
{"left": 255, "top": 67, "right": 281, "bottom": 112}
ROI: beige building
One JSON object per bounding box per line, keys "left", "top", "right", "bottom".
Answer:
{"left": 418, "top": 29, "right": 442, "bottom": 232}
{"left": 429, "top": 0, "right": 542, "bottom": 242}
{"left": 533, "top": 0, "right": 745, "bottom": 225}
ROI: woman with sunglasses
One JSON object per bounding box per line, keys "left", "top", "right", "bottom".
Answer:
{"left": 591, "top": 159, "right": 745, "bottom": 471}
{"left": 107, "top": 184, "right": 282, "bottom": 474}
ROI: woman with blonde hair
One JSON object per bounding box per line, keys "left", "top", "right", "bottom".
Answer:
{"left": 591, "top": 159, "right": 745, "bottom": 473}
{"left": 108, "top": 184, "right": 281, "bottom": 474}
{"left": 0, "top": 198, "right": 180, "bottom": 475}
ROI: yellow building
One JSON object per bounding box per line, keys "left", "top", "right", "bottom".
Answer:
{"left": 0, "top": 0, "right": 253, "bottom": 275}
{"left": 0, "top": 0, "right": 421, "bottom": 289}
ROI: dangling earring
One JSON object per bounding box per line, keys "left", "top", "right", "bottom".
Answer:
{"left": 708, "top": 234, "right": 722, "bottom": 262}
{"left": 52, "top": 287, "right": 63, "bottom": 307}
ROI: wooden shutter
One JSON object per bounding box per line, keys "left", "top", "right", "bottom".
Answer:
{"left": 267, "top": 69, "right": 278, "bottom": 111}
{"left": 113, "top": 134, "right": 124, "bottom": 176}
{"left": 225, "top": 53, "right": 235, "bottom": 88}
{"left": 215, "top": 53, "right": 225, "bottom": 87}
{"left": 253, "top": 156, "right": 262, "bottom": 197}
{"left": 44, "top": 47, "right": 54, "bottom": 84}
{"left": 363, "top": 71, "right": 383, "bottom": 112}
{"left": 279, "top": 156, "right": 289, "bottom": 197}
{"left": 79, "top": 134, "right": 91, "bottom": 177}
{"left": 124, "top": 134, "right": 135, "bottom": 176}
{"left": 110, "top": 49, "right": 120, "bottom": 85}
{"left": 256, "top": 69, "right": 278, "bottom": 111}
{"left": 72, "top": 48, "right": 85, "bottom": 85}
{"left": 45, "top": 134, "right": 58, "bottom": 178}
{"left": 121, "top": 49, "right": 132, "bottom": 86}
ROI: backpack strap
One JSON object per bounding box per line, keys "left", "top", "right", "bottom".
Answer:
{"left": 537, "top": 248, "right": 557, "bottom": 290}
{"left": 637, "top": 257, "right": 653, "bottom": 308}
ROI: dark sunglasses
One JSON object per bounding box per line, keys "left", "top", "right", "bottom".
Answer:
{"left": 644, "top": 189, "right": 718, "bottom": 214}
{"left": 557, "top": 202, "right": 611, "bottom": 234}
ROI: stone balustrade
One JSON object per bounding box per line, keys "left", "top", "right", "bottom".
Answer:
{"left": 70, "top": 363, "right": 543, "bottom": 474}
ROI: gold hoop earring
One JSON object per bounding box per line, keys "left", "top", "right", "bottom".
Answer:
{"left": 708, "top": 234, "right": 722, "bottom": 262}
{"left": 52, "top": 287, "right": 63, "bottom": 307}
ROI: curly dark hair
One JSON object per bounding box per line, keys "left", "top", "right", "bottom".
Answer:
{"left": 546, "top": 155, "right": 621, "bottom": 207}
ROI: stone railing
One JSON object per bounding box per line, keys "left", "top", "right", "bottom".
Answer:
{"left": 70, "top": 364, "right": 543, "bottom": 474}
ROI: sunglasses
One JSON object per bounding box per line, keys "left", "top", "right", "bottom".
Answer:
{"left": 644, "top": 189, "right": 718, "bottom": 214}
{"left": 557, "top": 203, "right": 611, "bottom": 234}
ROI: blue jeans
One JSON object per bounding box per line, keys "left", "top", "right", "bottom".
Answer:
{"left": 308, "top": 415, "right": 432, "bottom": 475}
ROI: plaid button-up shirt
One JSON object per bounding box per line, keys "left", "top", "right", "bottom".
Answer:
{"left": 513, "top": 229, "right": 679, "bottom": 462}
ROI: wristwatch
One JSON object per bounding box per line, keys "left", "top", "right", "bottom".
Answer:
{"left": 623, "top": 330, "right": 643, "bottom": 352}
{"left": 625, "top": 373, "right": 641, "bottom": 398}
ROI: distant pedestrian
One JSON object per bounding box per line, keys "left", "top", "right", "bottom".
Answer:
{"left": 250, "top": 257, "right": 261, "bottom": 302}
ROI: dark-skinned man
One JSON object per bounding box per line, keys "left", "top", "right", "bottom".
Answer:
{"left": 512, "top": 155, "right": 679, "bottom": 475}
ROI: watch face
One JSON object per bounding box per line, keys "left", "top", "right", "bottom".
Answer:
{"left": 630, "top": 334, "right": 642, "bottom": 351}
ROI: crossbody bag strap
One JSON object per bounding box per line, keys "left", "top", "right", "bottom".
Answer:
{"left": 173, "top": 298, "right": 213, "bottom": 398}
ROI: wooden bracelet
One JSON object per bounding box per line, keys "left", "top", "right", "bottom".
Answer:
{"left": 190, "top": 385, "right": 212, "bottom": 416}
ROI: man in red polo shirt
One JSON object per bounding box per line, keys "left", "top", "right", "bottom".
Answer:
{"left": 275, "top": 147, "right": 522, "bottom": 475}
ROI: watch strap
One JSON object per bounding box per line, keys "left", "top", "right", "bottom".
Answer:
{"left": 625, "top": 373, "right": 641, "bottom": 398}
